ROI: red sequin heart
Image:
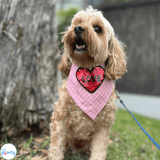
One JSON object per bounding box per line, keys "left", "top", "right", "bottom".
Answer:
{"left": 76, "top": 66, "right": 105, "bottom": 93}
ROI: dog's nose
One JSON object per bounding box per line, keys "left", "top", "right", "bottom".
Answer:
{"left": 74, "top": 26, "right": 85, "bottom": 35}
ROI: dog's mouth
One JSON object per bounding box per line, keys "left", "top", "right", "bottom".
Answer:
{"left": 73, "top": 38, "right": 87, "bottom": 53}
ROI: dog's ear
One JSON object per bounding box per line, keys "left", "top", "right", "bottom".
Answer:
{"left": 58, "top": 51, "right": 71, "bottom": 76}
{"left": 105, "top": 33, "right": 127, "bottom": 80}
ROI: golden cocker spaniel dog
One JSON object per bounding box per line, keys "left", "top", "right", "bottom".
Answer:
{"left": 48, "top": 6, "right": 126, "bottom": 160}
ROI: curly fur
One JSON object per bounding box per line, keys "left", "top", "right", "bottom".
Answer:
{"left": 48, "top": 6, "right": 126, "bottom": 160}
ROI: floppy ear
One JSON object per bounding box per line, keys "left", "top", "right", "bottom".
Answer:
{"left": 105, "top": 33, "right": 127, "bottom": 80}
{"left": 58, "top": 51, "right": 71, "bottom": 76}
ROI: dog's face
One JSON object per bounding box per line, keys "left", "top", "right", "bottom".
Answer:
{"left": 61, "top": 7, "right": 113, "bottom": 67}
{"left": 59, "top": 6, "right": 127, "bottom": 80}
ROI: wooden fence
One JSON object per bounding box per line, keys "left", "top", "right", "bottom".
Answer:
{"left": 98, "top": 1, "right": 160, "bottom": 96}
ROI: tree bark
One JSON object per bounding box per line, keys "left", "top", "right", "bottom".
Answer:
{"left": 0, "top": 0, "right": 61, "bottom": 139}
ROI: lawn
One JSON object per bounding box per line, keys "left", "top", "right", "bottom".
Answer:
{"left": 107, "top": 108, "right": 160, "bottom": 160}
{"left": 0, "top": 108, "right": 160, "bottom": 160}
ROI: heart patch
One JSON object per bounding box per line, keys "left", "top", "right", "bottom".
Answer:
{"left": 76, "top": 66, "right": 105, "bottom": 93}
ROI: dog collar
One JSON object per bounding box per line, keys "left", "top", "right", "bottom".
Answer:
{"left": 67, "top": 63, "right": 113, "bottom": 120}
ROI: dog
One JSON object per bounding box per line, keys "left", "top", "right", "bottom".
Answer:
{"left": 48, "top": 6, "right": 126, "bottom": 160}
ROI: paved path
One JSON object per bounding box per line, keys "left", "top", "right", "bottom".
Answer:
{"left": 116, "top": 92, "right": 160, "bottom": 120}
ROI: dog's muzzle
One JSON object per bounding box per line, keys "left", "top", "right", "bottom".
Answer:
{"left": 74, "top": 26, "right": 87, "bottom": 52}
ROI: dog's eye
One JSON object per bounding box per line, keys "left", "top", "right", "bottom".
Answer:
{"left": 93, "top": 26, "right": 102, "bottom": 34}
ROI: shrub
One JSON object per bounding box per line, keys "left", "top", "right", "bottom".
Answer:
{"left": 57, "top": 7, "right": 81, "bottom": 49}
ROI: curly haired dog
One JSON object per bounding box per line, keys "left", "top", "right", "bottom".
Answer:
{"left": 48, "top": 6, "right": 126, "bottom": 160}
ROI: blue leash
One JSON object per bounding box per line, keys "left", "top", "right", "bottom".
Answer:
{"left": 116, "top": 91, "right": 160, "bottom": 150}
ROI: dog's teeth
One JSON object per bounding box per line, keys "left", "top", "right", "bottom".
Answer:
{"left": 76, "top": 44, "right": 85, "bottom": 49}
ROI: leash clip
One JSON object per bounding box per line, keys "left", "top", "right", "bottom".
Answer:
{"left": 116, "top": 90, "right": 122, "bottom": 103}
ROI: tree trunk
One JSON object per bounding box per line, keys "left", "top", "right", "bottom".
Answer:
{"left": 0, "top": 0, "right": 61, "bottom": 139}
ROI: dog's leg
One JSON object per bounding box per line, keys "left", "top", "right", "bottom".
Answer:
{"left": 48, "top": 103, "right": 67, "bottom": 160}
{"left": 89, "top": 125, "right": 110, "bottom": 160}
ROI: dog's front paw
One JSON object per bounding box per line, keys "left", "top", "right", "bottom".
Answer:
{"left": 48, "top": 151, "right": 64, "bottom": 160}
{"left": 48, "top": 144, "right": 65, "bottom": 160}
{"left": 89, "top": 156, "right": 105, "bottom": 160}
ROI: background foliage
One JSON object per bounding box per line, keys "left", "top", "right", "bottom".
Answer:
{"left": 56, "top": 7, "right": 81, "bottom": 49}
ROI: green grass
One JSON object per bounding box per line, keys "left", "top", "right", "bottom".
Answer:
{"left": 1, "top": 108, "right": 160, "bottom": 160}
{"left": 107, "top": 108, "right": 160, "bottom": 160}
{"left": 23, "top": 133, "right": 33, "bottom": 149}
